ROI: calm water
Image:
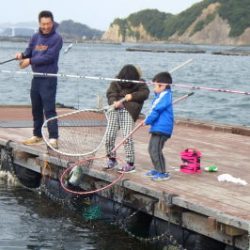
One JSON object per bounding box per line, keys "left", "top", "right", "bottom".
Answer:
{"left": 0, "top": 41, "right": 250, "bottom": 126}
{"left": 0, "top": 41, "right": 250, "bottom": 249}
{"left": 0, "top": 180, "right": 152, "bottom": 250}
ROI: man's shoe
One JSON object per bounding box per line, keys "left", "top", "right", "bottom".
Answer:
{"left": 23, "top": 136, "right": 43, "bottom": 145}
{"left": 49, "top": 138, "right": 58, "bottom": 149}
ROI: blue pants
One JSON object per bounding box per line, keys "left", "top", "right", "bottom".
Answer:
{"left": 30, "top": 77, "right": 58, "bottom": 139}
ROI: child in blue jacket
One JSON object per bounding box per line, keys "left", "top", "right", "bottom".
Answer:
{"left": 144, "top": 72, "right": 173, "bottom": 181}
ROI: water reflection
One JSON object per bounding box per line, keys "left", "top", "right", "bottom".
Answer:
{"left": 0, "top": 181, "right": 153, "bottom": 250}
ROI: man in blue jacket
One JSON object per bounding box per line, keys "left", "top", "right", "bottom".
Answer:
{"left": 16, "top": 10, "right": 63, "bottom": 148}
{"left": 144, "top": 72, "right": 174, "bottom": 181}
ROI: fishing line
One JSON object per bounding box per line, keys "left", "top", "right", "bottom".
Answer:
{"left": 62, "top": 42, "right": 86, "bottom": 109}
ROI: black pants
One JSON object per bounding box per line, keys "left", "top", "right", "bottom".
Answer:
{"left": 148, "top": 133, "right": 170, "bottom": 173}
{"left": 30, "top": 77, "right": 58, "bottom": 139}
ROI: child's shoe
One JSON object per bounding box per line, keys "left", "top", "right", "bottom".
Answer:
{"left": 118, "top": 163, "right": 136, "bottom": 173}
{"left": 152, "top": 172, "right": 171, "bottom": 181}
{"left": 103, "top": 158, "right": 118, "bottom": 170}
{"left": 145, "top": 169, "right": 158, "bottom": 177}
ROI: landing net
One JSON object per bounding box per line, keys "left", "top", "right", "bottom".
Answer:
{"left": 42, "top": 109, "right": 108, "bottom": 158}
{"left": 42, "top": 107, "right": 125, "bottom": 195}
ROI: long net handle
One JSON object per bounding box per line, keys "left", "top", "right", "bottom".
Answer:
{"left": 112, "top": 121, "right": 144, "bottom": 153}
{"left": 103, "top": 97, "right": 127, "bottom": 112}
{"left": 112, "top": 92, "right": 194, "bottom": 153}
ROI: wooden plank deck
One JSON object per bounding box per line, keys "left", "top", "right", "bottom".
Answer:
{"left": 0, "top": 106, "right": 250, "bottom": 249}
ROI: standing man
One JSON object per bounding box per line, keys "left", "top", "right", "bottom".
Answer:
{"left": 16, "top": 10, "right": 63, "bottom": 148}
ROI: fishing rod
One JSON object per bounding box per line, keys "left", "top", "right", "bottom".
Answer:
{"left": 1, "top": 69, "right": 249, "bottom": 96}
{"left": 0, "top": 58, "right": 16, "bottom": 65}
{"left": 0, "top": 68, "right": 144, "bottom": 83}
{"left": 172, "top": 83, "right": 250, "bottom": 96}
{"left": 64, "top": 43, "right": 73, "bottom": 54}
{"left": 169, "top": 58, "right": 193, "bottom": 73}
{"left": 0, "top": 58, "right": 193, "bottom": 84}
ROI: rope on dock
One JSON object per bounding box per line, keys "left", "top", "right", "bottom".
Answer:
{"left": 40, "top": 160, "right": 75, "bottom": 209}
{"left": 111, "top": 196, "right": 186, "bottom": 249}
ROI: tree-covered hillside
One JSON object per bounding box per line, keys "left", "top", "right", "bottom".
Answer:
{"left": 110, "top": 0, "right": 250, "bottom": 39}
{"left": 217, "top": 0, "right": 250, "bottom": 37}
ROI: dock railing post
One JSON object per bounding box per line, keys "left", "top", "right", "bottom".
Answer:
{"left": 96, "top": 94, "right": 104, "bottom": 109}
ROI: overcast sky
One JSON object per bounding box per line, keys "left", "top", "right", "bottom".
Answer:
{"left": 1, "top": 0, "right": 201, "bottom": 30}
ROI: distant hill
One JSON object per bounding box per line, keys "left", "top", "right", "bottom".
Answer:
{"left": 0, "top": 21, "right": 37, "bottom": 29}
{"left": 58, "top": 20, "right": 103, "bottom": 40}
{"left": 0, "top": 21, "right": 37, "bottom": 38}
{"left": 102, "top": 0, "right": 250, "bottom": 45}
{"left": 0, "top": 20, "right": 103, "bottom": 41}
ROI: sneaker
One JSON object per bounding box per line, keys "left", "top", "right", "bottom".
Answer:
{"left": 23, "top": 136, "right": 43, "bottom": 145}
{"left": 49, "top": 138, "right": 58, "bottom": 149}
{"left": 145, "top": 169, "right": 159, "bottom": 177}
{"left": 103, "top": 158, "right": 118, "bottom": 170}
{"left": 152, "top": 172, "right": 171, "bottom": 181}
{"left": 118, "top": 163, "right": 136, "bottom": 173}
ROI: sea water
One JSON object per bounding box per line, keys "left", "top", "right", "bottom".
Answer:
{"left": 0, "top": 41, "right": 249, "bottom": 126}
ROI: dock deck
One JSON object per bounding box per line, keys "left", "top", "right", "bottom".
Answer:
{"left": 0, "top": 106, "right": 250, "bottom": 249}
